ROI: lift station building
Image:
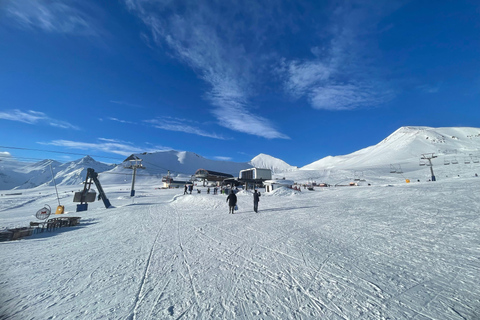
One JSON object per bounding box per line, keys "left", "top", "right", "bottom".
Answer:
{"left": 239, "top": 168, "right": 272, "bottom": 189}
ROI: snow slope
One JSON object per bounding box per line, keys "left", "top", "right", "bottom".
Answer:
{"left": 0, "top": 176, "right": 479, "bottom": 319}
{"left": 250, "top": 153, "right": 297, "bottom": 173}
{"left": 2, "top": 127, "right": 480, "bottom": 191}
{"left": 302, "top": 126, "right": 480, "bottom": 170}
{"left": 0, "top": 156, "right": 115, "bottom": 190}
{"left": 0, "top": 151, "right": 296, "bottom": 190}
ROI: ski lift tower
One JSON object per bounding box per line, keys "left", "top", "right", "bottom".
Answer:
{"left": 127, "top": 157, "right": 144, "bottom": 197}
{"left": 421, "top": 153, "right": 437, "bottom": 181}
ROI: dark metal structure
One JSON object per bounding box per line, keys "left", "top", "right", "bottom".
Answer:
{"left": 75, "top": 168, "right": 112, "bottom": 212}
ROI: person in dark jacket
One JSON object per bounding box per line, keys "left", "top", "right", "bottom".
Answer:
{"left": 253, "top": 189, "right": 261, "bottom": 213}
{"left": 226, "top": 192, "right": 237, "bottom": 214}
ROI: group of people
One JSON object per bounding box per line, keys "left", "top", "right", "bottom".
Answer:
{"left": 184, "top": 184, "right": 262, "bottom": 214}
{"left": 183, "top": 184, "right": 194, "bottom": 195}
{"left": 226, "top": 189, "right": 261, "bottom": 214}
{"left": 184, "top": 185, "right": 223, "bottom": 195}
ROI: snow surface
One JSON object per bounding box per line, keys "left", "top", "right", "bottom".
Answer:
{"left": 250, "top": 154, "right": 297, "bottom": 173}
{"left": 1, "top": 174, "right": 479, "bottom": 319}
{"left": 302, "top": 126, "right": 480, "bottom": 170}
{"left": 1, "top": 126, "right": 480, "bottom": 319}
{"left": 2, "top": 126, "right": 480, "bottom": 191}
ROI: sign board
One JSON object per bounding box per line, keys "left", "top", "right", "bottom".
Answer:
{"left": 73, "top": 191, "right": 97, "bottom": 203}
{"left": 36, "top": 206, "right": 51, "bottom": 220}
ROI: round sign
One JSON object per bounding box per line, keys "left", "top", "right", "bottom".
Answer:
{"left": 36, "top": 205, "right": 51, "bottom": 220}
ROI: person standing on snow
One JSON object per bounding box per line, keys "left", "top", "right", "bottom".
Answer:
{"left": 253, "top": 189, "right": 261, "bottom": 213}
{"left": 184, "top": 185, "right": 188, "bottom": 195}
{"left": 226, "top": 191, "right": 237, "bottom": 214}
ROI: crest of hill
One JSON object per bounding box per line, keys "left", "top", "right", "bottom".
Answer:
{"left": 118, "top": 151, "right": 296, "bottom": 178}
{"left": 0, "top": 156, "right": 115, "bottom": 190}
{"left": 250, "top": 153, "right": 297, "bottom": 173}
{"left": 302, "top": 126, "right": 480, "bottom": 170}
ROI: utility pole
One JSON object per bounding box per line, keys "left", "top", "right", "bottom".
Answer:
{"left": 49, "top": 163, "right": 65, "bottom": 214}
{"left": 421, "top": 153, "right": 437, "bottom": 181}
{"left": 128, "top": 158, "right": 144, "bottom": 197}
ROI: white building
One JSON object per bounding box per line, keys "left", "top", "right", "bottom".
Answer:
{"left": 263, "top": 179, "right": 294, "bottom": 193}
{"left": 239, "top": 168, "right": 272, "bottom": 180}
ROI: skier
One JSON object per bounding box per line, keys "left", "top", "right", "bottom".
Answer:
{"left": 253, "top": 189, "right": 261, "bottom": 213}
{"left": 184, "top": 185, "right": 188, "bottom": 195}
{"left": 226, "top": 191, "right": 237, "bottom": 214}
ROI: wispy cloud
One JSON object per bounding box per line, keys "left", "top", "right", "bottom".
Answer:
{"left": 213, "top": 156, "right": 232, "bottom": 161}
{"left": 0, "top": 109, "right": 80, "bottom": 130}
{"left": 124, "top": 1, "right": 400, "bottom": 131}
{"left": 2, "top": 0, "right": 99, "bottom": 35}
{"left": 41, "top": 139, "right": 170, "bottom": 157}
{"left": 108, "top": 117, "right": 137, "bottom": 125}
{"left": 123, "top": 0, "right": 289, "bottom": 139}
{"left": 278, "top": 2, "right": 400, "bottom": 111}
{"left": 145, "top": 117, "right": 227, "bottom": 140}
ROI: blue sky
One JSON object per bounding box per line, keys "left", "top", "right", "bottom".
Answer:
{"left": 0, "top": 0, "right": 479, "bottom": 167}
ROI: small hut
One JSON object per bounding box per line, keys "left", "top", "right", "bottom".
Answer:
{"left": 263, "top": 179, "right": 294, "bottom": 193}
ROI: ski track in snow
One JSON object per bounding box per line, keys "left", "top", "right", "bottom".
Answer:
{"left": 0, "top": 179, "right": 480, "bottom": 319}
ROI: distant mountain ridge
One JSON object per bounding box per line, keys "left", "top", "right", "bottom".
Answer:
{"left": 1, "top": 126, "right": 479, "bottom": 190}
{"left": 250, "top": 153, "right": 297, "bottom": 173}
{"left": 0, "top": 151, "right": 293, "bottom": 190}
{"left": 0, "top": 156, "right": 115, "bottom": 190}
{"left": 302, "top": 126, "right": 480, "bottom": 170}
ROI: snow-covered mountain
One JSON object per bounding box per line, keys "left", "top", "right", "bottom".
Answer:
{"left": 0, "top": 156, "right": 115, "bottom": 190}
{"left": 2, "top": 126, "right": 479, "bottom": 190}
{"left": 250, "top": 153, "right": 297, "bottom": 173}
{"left": 302, "top": 126, "right": 480, "bottom": 170}
{"left": 0, "top": 151, "right": 294, "bottom": 190}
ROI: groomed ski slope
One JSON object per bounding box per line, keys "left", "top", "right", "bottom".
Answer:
{"left": 0, "top": 178, "right": 479, "bottom": 319}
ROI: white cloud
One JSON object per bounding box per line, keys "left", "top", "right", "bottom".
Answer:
{"left": 279, "top": 2, "right": 400, "bottom": 111}
{"left": 213, "top": 156, "right": 232, "bottom": 161}
{"left": 124, "top": 0, "right": 289, "bottom": 140}
{"left": 108, "top": 117, "right": 137, "bottom": 125}
{"left": 282, "top": 60, "right": 332, "bottom": 99}
{"left": 41, "top": 139, "right": 169, "bottom": 157}
{"left": 0, "top": 109, "right": 80, "bottom": 130}
{"left": 309, "top": 83, "right": 394, "bottom": 111}
{"left": 145, "top": 118, "right": 227, "bottom": 140}
{"left": 3, "top": 0, "right": 98, "bottom": 35}
{"left": 0, "top": 109, "right": 44, "bottom": 123}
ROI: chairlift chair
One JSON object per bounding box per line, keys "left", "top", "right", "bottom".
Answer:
{"left": 451, "top": 157, "right": 458, "bottom": 164}
{"left": 419, "top": 160, "right": 426, "bottom": 166}
{"left": 444, "top": 159, "right": 450, "bottom": 165}
{"left": 396, "top": 165, "right": 403, "bottom": 174}
{"left": 389, "top": 164, "right": 396, "bottom": 173}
